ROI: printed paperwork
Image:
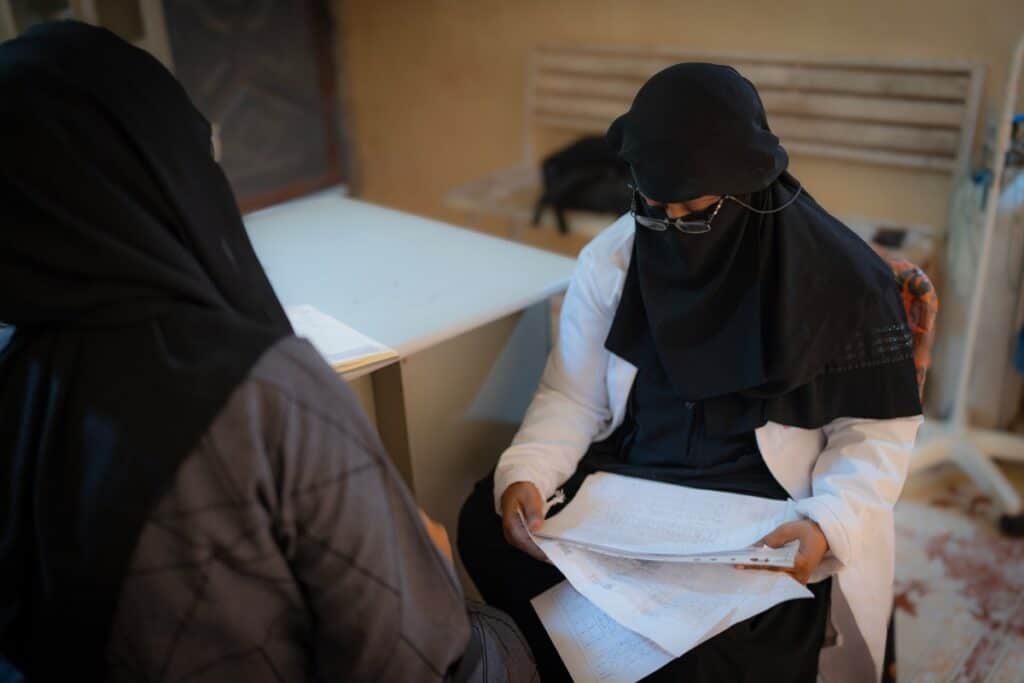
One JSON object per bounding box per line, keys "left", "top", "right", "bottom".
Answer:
{"left": 536, "top": 539, "right": 811, "bottom": 657}
{"left": 285, "top": 305, "right": 397, "bottom": 376}
{"left": 529, "top": 473, "right": 814, "bottom": 682}
{"left": 532, "top": 582, "right": 674, "bottom": 683}
{"left": 535, "top": 472, "right": 800, "bottom": 566}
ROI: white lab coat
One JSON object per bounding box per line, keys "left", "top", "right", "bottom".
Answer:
{"left": 493, "top": 214, "right": 922, "bottom": 682}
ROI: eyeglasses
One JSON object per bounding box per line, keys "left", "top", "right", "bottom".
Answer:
{"left": 629, "top": 186, "right": 725, "bottom": 235}
{"left": 629, "top": 182, "right": 804, "bottom": 234}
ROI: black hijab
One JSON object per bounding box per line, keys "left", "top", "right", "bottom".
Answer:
{"left": 605, "top": 64, "right": 921, "bottom": 436}
{"left": 0, "top": 22, "right": 291, "bottom": 679}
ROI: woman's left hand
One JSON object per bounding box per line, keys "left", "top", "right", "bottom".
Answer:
{"left": 748, "top": 519, "right": 830, "bottom": 584}
{"left": 418, "top": 508, "right": 454, "bottom": 567}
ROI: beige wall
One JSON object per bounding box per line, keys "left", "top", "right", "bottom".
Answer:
{"left": 0, "top": 3, "right": 15, "bottom": 41}
{"left": 335, "top": 0, "right": 1024, "bottom": 240}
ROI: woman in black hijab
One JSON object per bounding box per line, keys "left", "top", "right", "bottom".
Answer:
{"left": 0, "top": 21, "right": 534, "bottom": 682}
{"left": 459, "top": 64, "right": 922, "bottom": 681}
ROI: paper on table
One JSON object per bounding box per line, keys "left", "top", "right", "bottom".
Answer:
{"left": 536, "top": 538, "right": 813, "bottom": 657}
{"left": 285, "top": 305, "right": 397, "bottom": 375}
{"left": 537, "top": 472, "right": 799, "bottom": 558}
{"left": 532, "top": 581, "right": 674, "bottom": 683}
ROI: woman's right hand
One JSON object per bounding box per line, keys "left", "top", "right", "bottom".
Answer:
{"left": 499, "top": 481, "right": 549, "bottom": 562}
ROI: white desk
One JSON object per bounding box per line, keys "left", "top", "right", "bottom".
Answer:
{"left": 244, "top": 192, "right": 575, "bottom": 557}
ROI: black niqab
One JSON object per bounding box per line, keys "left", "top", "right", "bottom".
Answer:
{"left": 605, "top": 63, "right": 921, "bottom": 436}
{"left": 0, "top": 22, "right": 291, "bottom": 679}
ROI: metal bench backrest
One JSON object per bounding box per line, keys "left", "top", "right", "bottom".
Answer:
{"left": 526, "top": 45, "right": 984, "bottom": 179}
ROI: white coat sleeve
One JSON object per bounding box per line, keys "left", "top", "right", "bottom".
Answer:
{"left": 794, "top": 415, "right": 923, "bottom": 567}
{"left": 492, "top": 244, "right": 617, "bottom": 512}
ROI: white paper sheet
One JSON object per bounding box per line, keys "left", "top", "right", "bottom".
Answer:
{"left": 285, "top": 305, "right": 396, "bottom": 371}
{"left": 536, "top": 538, "right": 813, "bottom": 656}
{"left": 537, "top": 472, "right": 799, "bottom": 558}
{"left": 573, "top": 541, "right": 800, "bottom": 568}
{"left": 532, "top": 581, "right": 674, "bottom": 683}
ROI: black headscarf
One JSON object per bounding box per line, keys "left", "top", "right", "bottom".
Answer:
{"left": 605, "top": 64, "right": 921, "bottom": 436}
{"left": 0, "top": 22, "right": 291, "bottom": 679}
{"left": 607, "top": 63, "right": 789, "bottom": 203}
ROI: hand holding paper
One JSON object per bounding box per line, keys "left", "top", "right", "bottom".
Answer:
{"left": 740, "top": 519, "right": 830, "bottom": 584}
{"left": 501, "top": 481, "right": 548, "bottom": 562}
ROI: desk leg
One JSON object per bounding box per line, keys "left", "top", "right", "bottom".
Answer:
{"left": 371, "top": 362, "right": 414, "bottom": 488}
{"left": 347, "top": 366, "right": 414, "bottom": 489}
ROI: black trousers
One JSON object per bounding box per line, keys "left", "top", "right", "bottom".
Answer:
{"left": 458, "top": 472, "right": 832, "bottom": 683}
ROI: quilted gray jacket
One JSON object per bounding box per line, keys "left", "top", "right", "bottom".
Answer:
{"left": 104, "top": 336, "right": 535, "bottom": 682}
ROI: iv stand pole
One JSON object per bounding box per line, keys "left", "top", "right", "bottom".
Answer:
{"left": 912, "top": 33, "right": 1024, "bottom": 535}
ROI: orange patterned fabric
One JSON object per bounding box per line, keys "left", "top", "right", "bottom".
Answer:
{"left": 890, "top": 259, "right": 939, "bottom": 399}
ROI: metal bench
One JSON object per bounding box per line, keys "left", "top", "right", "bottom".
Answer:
{"left": 445, "top": 44, "right": 985, "bottom": 243}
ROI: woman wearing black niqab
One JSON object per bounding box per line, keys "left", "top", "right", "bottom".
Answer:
{"left": 459, "top": 63, "right": 922, "bottom": 681}
{"left": 0, "top": 21, "right": 534, "bottom": 683}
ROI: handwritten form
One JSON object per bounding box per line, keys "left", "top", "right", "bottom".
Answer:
{"left": 536, "top": 472, "right": 799, "bottom": 558}
{"left": 532, "top": 582, "right": 674, "bottom": 683}
{"left": 528, "top": 473, "right": 815, "bottom": 682}
{"left": 537, "top": 539, "right": 811, "bottom": 657}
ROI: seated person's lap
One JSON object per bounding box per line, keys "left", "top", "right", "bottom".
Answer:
{"left": 458, "top": 471, "right": 831, "bottom": 683}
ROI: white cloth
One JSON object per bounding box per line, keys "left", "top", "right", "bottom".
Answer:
{"left": 494, "top": 213, "right": 922, "bottom": 682}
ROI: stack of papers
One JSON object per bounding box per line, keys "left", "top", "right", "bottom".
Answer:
{"left": 536, "top": 473, "right": 800, "bottom": 567}
{"left": 286, "top": 305, "right": 398, "bottom": 377}
{"left": 529, "top": 473, "right": 813, "bottom": 683}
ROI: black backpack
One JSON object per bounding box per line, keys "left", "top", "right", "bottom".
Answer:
{"left": 532, "top": 136, "right": 632, "bottom": 234}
